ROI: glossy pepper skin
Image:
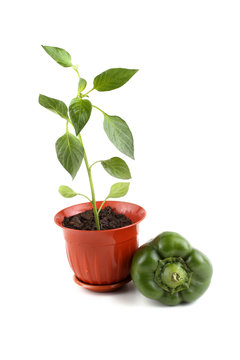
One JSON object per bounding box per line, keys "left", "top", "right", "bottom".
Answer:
{"left": 131, "top": 232, "right": 213, "bottom": 306}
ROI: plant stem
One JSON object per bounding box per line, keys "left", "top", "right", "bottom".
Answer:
{"left": 78, "top": 134, "right": 101, "bottom": 230}
{"left": 66, "top": 119, "right": 69, "bottom": 133}
{"left": 72, "top": 69, "right": 100, "bottom": 229}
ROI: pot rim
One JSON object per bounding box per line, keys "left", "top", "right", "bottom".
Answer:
{"left": 54, "top": 200, "right": 146, "bottom": 233}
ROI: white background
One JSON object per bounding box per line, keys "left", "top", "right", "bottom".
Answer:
{"left": 1, "top": 0, "right": 239, "bottom": 359}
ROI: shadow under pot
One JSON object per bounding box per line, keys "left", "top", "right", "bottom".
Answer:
{"left": 54, "top": 201, "right": 146, "bottom": 292}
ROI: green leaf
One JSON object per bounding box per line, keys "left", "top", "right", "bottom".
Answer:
{"left": 78, "top": 78, "right": 87, "bottom": 93}
{"left": 108, "top": 182, "right": 130, "bottom": 198}
{"left": 101, "top": 157, "right": 131, "bottom": 179}
{"left": 39, "top": 94, "right": 68, "bottom": 120}
{"left": 59, "top": 185, "right": 77, "bottom": 198}
{"left": 69, "top": 98, "right": 92, "bottom": 135}
{"left": 55, "top": 133, "right": 84, "bottom": 179}
{"left": 41, "top": 45, "right": 72, "bottom": 67}
{"left": 93, "top": 68, "right": 138, "bottom": 91}
{"left": 103, "top": 114, "right": 134, "bottom": 159}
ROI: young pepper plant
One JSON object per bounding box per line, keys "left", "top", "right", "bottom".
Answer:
{"left": 39, "top": 45, "right": 138, "bottom": 230}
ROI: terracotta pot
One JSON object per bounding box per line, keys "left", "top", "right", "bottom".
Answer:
{"left": 54, "top": 201, "right": 146, "bottom": 288}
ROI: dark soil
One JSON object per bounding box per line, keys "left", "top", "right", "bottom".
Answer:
{"left": 62, "top": 206, "right": 132, "bottom": 230}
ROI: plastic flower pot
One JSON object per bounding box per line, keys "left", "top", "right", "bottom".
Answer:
{"left": 54, "top": 200, "right": 146, "bottom": 292}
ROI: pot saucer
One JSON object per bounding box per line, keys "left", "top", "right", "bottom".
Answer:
{"left": 73, "top": 275, "right": 131, "bottom": 292}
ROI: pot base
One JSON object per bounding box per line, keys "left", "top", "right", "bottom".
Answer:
{"left": 73, "top": 275, "right": 131, "bottom": 292}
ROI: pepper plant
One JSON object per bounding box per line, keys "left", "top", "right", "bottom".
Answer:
{"left": 39, "top": 45, "right": 138, "bottom": 230}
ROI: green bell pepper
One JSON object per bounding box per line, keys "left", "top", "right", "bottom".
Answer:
{"left": 131, "top": 232, "right": 213, "bottom": 306}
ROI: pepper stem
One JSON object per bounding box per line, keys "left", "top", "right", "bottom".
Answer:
{"left": 154, "top": 257, "right": 192, "bottom": 294}
{"left": 171, "top": 272, "right": 181, "bottom": 282}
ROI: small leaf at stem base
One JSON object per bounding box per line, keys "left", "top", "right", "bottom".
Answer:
{"left": 59, "top": 185, "right": 77, "bottom": 198}
{"left": 108, "top": 182, "right": 130, "bottom": 198}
